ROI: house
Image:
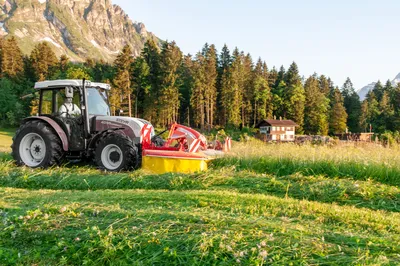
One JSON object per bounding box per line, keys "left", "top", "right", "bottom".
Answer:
{"left": 255, "top": 119, "right": 298, "bottom": 142}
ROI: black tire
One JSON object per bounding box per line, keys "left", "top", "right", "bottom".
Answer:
{"left": 95, "top": 133, "right": 139, "bottom": 172}
{"left": 11, "top": 120, "right": 64, "bottom": 168}
{"left": 151, "top": 135, "right": 165, "bottom": 147}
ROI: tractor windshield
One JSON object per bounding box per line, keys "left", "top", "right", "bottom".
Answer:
{"left": 87, "top": 87, "right": 111, "bottom": 116}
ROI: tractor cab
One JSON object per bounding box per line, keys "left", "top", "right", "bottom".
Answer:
{"left": 34, "top": 80, "right": 111, "bottom": 151}
{"left": 35, "top": 79, "right": 111, "bottom": 117}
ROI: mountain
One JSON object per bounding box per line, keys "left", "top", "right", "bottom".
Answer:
{"left": 0, "top": 0, "right": 159, "bottom": 61}
{"left": 392, "top": 72, "right": 400, "bottom": 86}
{"left": 358, "top": 82, "right": 376, "bottom": 101}
{"left": 358, "top": 73, "right": 400, "bottom": 101}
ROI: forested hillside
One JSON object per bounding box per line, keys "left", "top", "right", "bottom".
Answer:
{"left": 1, "top": 36, "right": 399, "bottom": 137}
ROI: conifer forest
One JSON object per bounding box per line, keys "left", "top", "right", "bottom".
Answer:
{"left": 1, "top": 37, "right": 399, "bottom": 137}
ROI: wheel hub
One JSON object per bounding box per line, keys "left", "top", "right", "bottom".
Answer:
{"left": 109, "top": 151, "right": 121, "bottom": 163}
{"left": 31, "top": 139, "right": 44, "bottom": 160}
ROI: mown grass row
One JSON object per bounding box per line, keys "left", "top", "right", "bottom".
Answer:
{"left": 212, "top": 156, "right": 400, "bottom": 187}
{"left": 1, "top": 188, "right": 399, "bottom": 265}
{"left": 0, "top": 159, "right": 399, "bottom": 213}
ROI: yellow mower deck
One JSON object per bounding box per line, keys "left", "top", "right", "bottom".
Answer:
{"left": 142, "top": 155, "right": 210, "bottom": 174}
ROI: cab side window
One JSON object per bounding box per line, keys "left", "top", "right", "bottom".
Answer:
{"left": 40, "top": 90, "right": 53, "bottom": 115}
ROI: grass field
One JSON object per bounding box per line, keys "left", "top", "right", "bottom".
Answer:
{"left": 0, "top": 129, "right": 14, "bottom": 153}
{"left": 0, "top": 131, "right": 399, "bottom": 265}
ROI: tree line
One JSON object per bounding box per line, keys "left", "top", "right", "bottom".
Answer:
{"left": 1, "top": 36, "right": 399, "bottom": 136}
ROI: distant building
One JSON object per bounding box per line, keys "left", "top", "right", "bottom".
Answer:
{"left": 255, "top": 119, "right": 298, "bottom": 142}
{"left": 336, "top": 133, "right": 374, "bottom": 142}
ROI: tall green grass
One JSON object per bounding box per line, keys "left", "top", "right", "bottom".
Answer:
{"left": 0, "top": 164, "right": 399, "bottom": 213}
{"left": 212, "top": 156, "right": 400, "bottom": 186}
{"left": 1, "top": 188, "right": 399, "bottom": 265}
{"left": 1, "top": 137, "right": 400, "bottom": 264}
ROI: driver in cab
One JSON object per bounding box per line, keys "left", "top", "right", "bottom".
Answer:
{"left": 59, "top": 87, "right": 81, "bottom": 117}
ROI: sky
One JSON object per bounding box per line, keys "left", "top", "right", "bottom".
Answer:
{"left": 113, "top": 0, "right": 400, "bottom": 90}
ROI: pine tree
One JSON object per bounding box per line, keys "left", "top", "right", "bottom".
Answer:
{"left": 359, "top": 100, "right": 369, "bottom": 132}
{"left": 304, "top": 74, "right": 329, "bottom": 135}
{"left": 1, "top": 37, "right": 24, "bottom": 78}
{"left": 365, "top": 91, "right": 380, "bottom": 132}
{"left": 113, "top": 45, "right": 134, "bottom": 116}
{"left": 219, "top": 48, "right": 245, "bottom": 127}
{"left": 190, "top": 52, "right": 205, "bottom": 128}
{"left": 377, "top": 91, "right": 394, "bottom": 132}
{"left": 132, "top": 57, "right": 151, "bottom": 117}
{"left": 341, "top": 78, "right": 361, "bottom": 133}
{"left": 203, "top": 44, "right": 218, "bottom": 128}
{"left": 285, "top": 62, "right": 305, "bottom": 133}
{"left": 329, "top": 87, "right": 348, "bottom": 134}
{"left": 30, "top": 42, "right": 58, "bottom": 81}
{"left": 158, "top": 41, "right": 183, "bottom": 126}
{"left": 268, "top": 67, "right": 278, "bottom": 90}
{"left": 272, "top": 80, "right": 286, "bottom": 119}
{"left": 241, "top": 53, "right": 254, "bottom": 127}
{"left": 372, "top": 80, "right": 384, "bottom": 102}
{"left": 217, "top": 44, "right": 231, "bottom": 125}
{"left": 178, "top": 54, "right": 194, "bottom": 125}
{"left": 59, "top": 55, "right": 70, "bottom": 72}
{"left": 391, "top": 83, "right": 400, "bottom": 130}
{"left": 141, "top": 39, "right": 161, "bottom": 122}
{"left": 253, "top": 58, "right": 272, "bottom": 125}
{"left": 319, "top": 75, "right": 330, "bottom": 96}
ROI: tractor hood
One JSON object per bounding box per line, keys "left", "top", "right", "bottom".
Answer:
{"left": 94, "top": 116, "right": 154, "bottom": 144}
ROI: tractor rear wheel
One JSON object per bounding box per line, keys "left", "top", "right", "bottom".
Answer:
{"left": 95, "top": 133, "right": 139, "bottom": 172}
{"left": 12, "top": 120, "right": 64, "bottom": 168}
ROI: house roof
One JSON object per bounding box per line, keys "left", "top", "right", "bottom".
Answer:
{"left": 256, "top": 119, "right": 299, "bottom": 128}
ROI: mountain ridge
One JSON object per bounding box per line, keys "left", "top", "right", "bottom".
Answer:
{"left": 0, "top": 0, "right": 158, "bottom": 61}
{"left": 358, "top": 72, "right": 400, "bottom": 100}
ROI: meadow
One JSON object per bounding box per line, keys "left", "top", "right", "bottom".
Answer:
{"left": 0, "top": 131, "right": 399, "bottom": 265}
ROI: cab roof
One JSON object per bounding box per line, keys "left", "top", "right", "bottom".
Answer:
{"left": 34, "top": 80, "right": 111, "bottom": 90}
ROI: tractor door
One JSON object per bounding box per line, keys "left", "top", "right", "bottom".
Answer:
{"left": 53, "top": 87, "right": 86, "bottom": 151}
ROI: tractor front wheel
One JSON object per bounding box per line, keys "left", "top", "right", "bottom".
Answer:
{"left": 95, "top": 133, "right": 139, "bottom": 172}
{"left": 12, "top": 120, "right": 64, "bottom": 168}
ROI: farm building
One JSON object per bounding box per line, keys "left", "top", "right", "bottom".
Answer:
{"left": 256, "top": 119, "right": 298, "bottom": 142}
{"left": 336, "top": 133, "right": 374, "bottom": 142}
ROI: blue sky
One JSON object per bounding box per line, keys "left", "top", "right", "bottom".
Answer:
{"left": 113, "top": 0, "right": 399, "bottom": 90}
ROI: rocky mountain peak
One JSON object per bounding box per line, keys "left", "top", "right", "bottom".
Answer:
{"left": 0, "top": 0, "right": 159, "bottom": 61}
{"left": 358, "top": 72, "right": 400, "bottom": 101}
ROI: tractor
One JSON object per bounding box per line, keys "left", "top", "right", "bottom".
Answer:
{"left": 12, "top": 79, "right": 155, "bottom": 172}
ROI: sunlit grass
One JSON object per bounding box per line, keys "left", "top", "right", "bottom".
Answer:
{"left": 230, "top": 139, "right": 400, "bottom": 167}
{"left": 1, "top": 188, "right": 399, "bottom": 265}
{"left": 0, "top": 128, "right": 14, "bottom": 153}
{"left": 1, "top": 133, "right": 400, "bottom": 264}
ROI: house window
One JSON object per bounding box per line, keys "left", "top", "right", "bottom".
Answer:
{"left": 290, "top": 135, "right": 294, "bottom": 139}
{"left": 260, "top": 126, "right": 268, "bottom": 134}
{"left": 277, "top": 126, "right": 280, "bottom": 131}
{"left": 272, "top": 126, "right": 276, "bottom": 131}
{"left": 282, "top": 127, "right": 285, "bottom": 131}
